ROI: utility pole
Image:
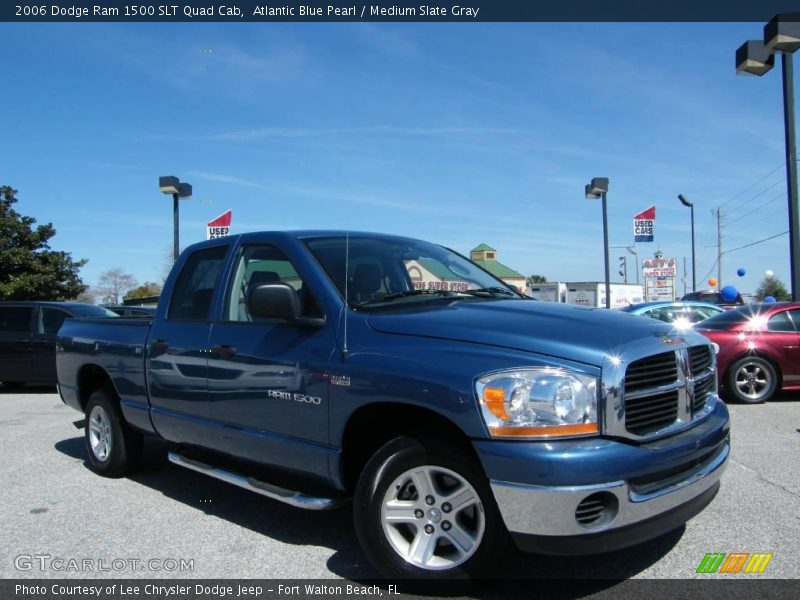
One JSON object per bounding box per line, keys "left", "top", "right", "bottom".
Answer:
{"left": 683, "top": 257, "right": 687, "bottom": 296}
{"left": 714, "top": 208, "right": 723, "bottom": 290}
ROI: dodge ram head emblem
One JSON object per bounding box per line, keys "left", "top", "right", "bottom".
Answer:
{"left": 656, "top": 333, "right": 685, "bottom": 345}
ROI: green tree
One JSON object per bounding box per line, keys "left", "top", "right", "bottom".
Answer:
{"left": 124, "top": 281, "right": 162, "bottom": 301}
{"left": 0, "top": 185, "right": 87, "bottom": 300}
{"left": 754, "top": 275, "right": 790, "bottom": 301}
{"left": 526, "top": 274, "right": 547, "bottom": 285}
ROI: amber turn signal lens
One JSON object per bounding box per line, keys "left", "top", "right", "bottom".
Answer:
{"left": 489, "top": 422, "right": 598, "bottom": 438}
{"left": 482, "top": 387, "right": 509, "bottom": 421}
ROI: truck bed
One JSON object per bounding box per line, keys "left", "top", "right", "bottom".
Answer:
{"left": 57, "top": 317, "right": 153, "bottom": 431}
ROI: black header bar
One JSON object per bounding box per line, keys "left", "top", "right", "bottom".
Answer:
{"left": 3, "top": 0, "right": 800, "bottom": 23}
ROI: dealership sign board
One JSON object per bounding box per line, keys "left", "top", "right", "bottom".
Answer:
{"left": 633, "top": 206, "right": 656, "bottom": 243}
{"left": 642, "top": 256, "right": 677, "bottom": 278}
{"left": 645, "top": 276, "right": 675, "bottom": 302}
{"left": 206, "top": 210, "right": 232, "bottom": 239}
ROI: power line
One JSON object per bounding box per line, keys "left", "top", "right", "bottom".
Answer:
{"left": 726, "top": 191, "right": 785, "bottom": 227}
{"left": 700, "top": 258, "right": 718, "bottom": 285}
{"left": 719, "top": 163, "right": 784, "bottom": 209}
{"left": 697, "top": 219, "right": 715, "bottom": 251}
{"left": 724, "top": 177, "right": 786, "bottom": 217}
{"left": 722, "top": 231, "right": 789, "bottom": 255}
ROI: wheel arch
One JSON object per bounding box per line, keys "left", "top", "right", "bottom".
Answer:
{"left": 339, "top": 402, "right": 478, "bottom": 493}
{"left": 77, "top": 364, "right": 120, "bottom": 412}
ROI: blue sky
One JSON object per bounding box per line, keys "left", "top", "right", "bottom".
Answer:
{"left": 0, "top": 22, "right": 793, "bottom": 297}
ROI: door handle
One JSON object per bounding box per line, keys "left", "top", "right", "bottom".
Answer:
{"left": 152, "top": 339, "right": 169, "bottom": 352}
{"left": 210, "top": 344, "right": 237, "bottom": 358}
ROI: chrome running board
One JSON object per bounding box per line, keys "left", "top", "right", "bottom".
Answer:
{"left": 168, "top": 451, "right": 346, "bottom": 511}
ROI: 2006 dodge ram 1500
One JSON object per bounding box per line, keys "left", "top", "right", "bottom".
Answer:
{"left": 57, "top": 231, "right": 730, "bottom": 579}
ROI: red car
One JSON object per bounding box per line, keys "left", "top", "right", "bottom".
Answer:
{"left": 696, "top": 302, "right": 800, "bottom": 403}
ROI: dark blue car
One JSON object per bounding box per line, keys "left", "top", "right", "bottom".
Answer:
{"left": 56, "top": 231, "right": 730, "bottom": 581}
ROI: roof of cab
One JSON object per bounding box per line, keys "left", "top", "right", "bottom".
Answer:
{"left": 183, "top": 230, "right": 434, "bottom": 252}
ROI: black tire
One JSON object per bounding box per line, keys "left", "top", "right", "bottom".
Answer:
{"left": 726, "top": 356, "right": 778, "bottom": 404}
{"left": 84, "top": 389, "right": 142, "bottom": 477}
{"left": 1, "top": 382, "right": 24, "bottom": 388}
{"left": 353, "top": 435, "right": 507, "bottom": 581}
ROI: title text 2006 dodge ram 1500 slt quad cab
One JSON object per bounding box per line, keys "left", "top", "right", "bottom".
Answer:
{"left": 57, "top": 231, "right": 729, "bottom": 580}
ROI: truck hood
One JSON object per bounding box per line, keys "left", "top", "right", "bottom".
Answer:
{"left": 366, "top": 299, "right": 680, "bottom": 367}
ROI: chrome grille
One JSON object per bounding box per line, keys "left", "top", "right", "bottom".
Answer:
{"left": 689, "top": 345, "right": 712, "bottom": 374}
{"left": 625, "top": 390, "right": 680, "bottom": 435}
{"left": 625, "top": 351, "right": 678, "bottom": 393}
{"left": 689, "top": 345, "right": 714, "bottom": 415}
{"left": 606, "top": 342, "right": 718, "bottom": 441}
{"left": 624, "top": 351, "right": 680, "bottom": 435}
{"left": 692, "top": 376, "right": 714, "bottom": 413}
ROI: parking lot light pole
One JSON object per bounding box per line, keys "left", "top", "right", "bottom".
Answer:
{"left": 678, "top": 194, "right": 696, "bottom": 292}
{"left": 627, "top": 246, "right": 640, "bottom": 285}
{"left": 159, "top": 176, "right": 193, "bottom": 263}
{"left": 585, "top": 177, "right": 611, "bottom": 308}
{"left": 736, "top": 13, "right": 800, "bottom": 300}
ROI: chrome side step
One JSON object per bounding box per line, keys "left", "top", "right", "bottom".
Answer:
{"left": 167, "top": 451, "right": 346, "bottom": 511}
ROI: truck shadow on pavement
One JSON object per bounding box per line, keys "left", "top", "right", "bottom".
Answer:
{"left": 54, "top": 436, "right": 682, "bottom": 594}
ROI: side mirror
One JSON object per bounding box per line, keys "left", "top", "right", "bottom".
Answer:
{"left": 247, "top": 283, "right": 301, "bottom": 320}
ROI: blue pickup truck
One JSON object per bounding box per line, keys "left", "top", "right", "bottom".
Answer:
{"left": 57, "top": 231, "right": 729, "bottom": 580}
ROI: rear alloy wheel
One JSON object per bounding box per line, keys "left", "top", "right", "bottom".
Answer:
{"left": 84, "top": 389, "right": 142, "bottom": 477}
{"left": 727, "top": 357, "right": 778, "bottom": 404}
{"left": 354, "top": 436, "right": 506, "bottom": 580}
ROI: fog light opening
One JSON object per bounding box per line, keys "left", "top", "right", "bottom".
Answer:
{"left": 575, "top": 491, "right": 619, "bottom": 530}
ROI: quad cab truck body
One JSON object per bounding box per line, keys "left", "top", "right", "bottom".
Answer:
{"left": 57, "top": 231, "right": 730, "bottom": 580}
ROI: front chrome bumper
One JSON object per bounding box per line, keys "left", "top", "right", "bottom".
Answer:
{"left": 491, "top": 441, "right": 728, "bottom": 539}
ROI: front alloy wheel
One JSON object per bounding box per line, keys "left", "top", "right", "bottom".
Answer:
{"left": 381, "top": 465, "right": 485, "bottom": 570}
{"left": 354, "top": 436, "right": 506, "bottom": 580}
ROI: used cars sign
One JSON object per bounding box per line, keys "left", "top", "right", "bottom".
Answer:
{"left": 633, "top": 205, "right": 655, "bottom": 243}
{"left": 207, "top": 210, "right": 232, "bottom": 240}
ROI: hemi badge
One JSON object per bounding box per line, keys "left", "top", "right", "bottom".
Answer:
{"left": 330, "top": 375, "right": 351, "bottom": 387}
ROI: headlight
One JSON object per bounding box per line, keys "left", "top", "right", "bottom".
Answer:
{"left": 476, "top": 368, "right": 598, "bottom": 438}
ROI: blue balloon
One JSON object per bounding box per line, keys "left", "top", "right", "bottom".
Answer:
{"left": 720, "top": 285, "right": 738, "bottom": 303}
{"left": 764, "top": 296, "right": 777, "bottom": 303}
{"left": 737, "top": 267, "right": 746, "bottom": 277}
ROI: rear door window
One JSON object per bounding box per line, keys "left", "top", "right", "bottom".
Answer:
{"left": 0, "top": 307, "right": 33, "bottom": 333}
{"left": 168, "top": 246, "right": 229, "bottom": 320}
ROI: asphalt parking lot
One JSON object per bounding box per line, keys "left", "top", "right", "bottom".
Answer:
{"left": 0, "top": 387, "right": 798, "bottom": 581}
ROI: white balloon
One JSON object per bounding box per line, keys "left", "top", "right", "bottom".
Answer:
{"left": 765, "top": 270, "right": 774, "bottom": 279}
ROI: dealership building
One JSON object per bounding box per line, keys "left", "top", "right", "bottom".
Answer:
{"left": 409, "top": 243, "right": 526, "bottom": 293}
{"left": 469, "top": 244, "right": 526, "bottom": 291}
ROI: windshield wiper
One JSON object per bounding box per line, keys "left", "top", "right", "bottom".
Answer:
{"left": 459, "top": 287, "right": 518, "bottom": 298}
{"left": 355, "top": 289, "right": 454, "bottom": 308}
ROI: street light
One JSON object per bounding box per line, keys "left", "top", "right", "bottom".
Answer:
{"left": 159, "top": 176, "right": 193, "bottom": 263}
{"left": 678, "top": 194, "right": 696, "bottom": 292}
{"left": 736, "top": 13, "right": 800, "bottom": 300}
{"left": 627, "top": 246, "right": 640, "bottom": 285}
{"left": 585, "top": 177, "right": 611, "bottom": 309}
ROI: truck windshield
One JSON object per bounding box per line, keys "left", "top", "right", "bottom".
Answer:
{"left": 303, "top": 235, "right": 523, "bottom": 308}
